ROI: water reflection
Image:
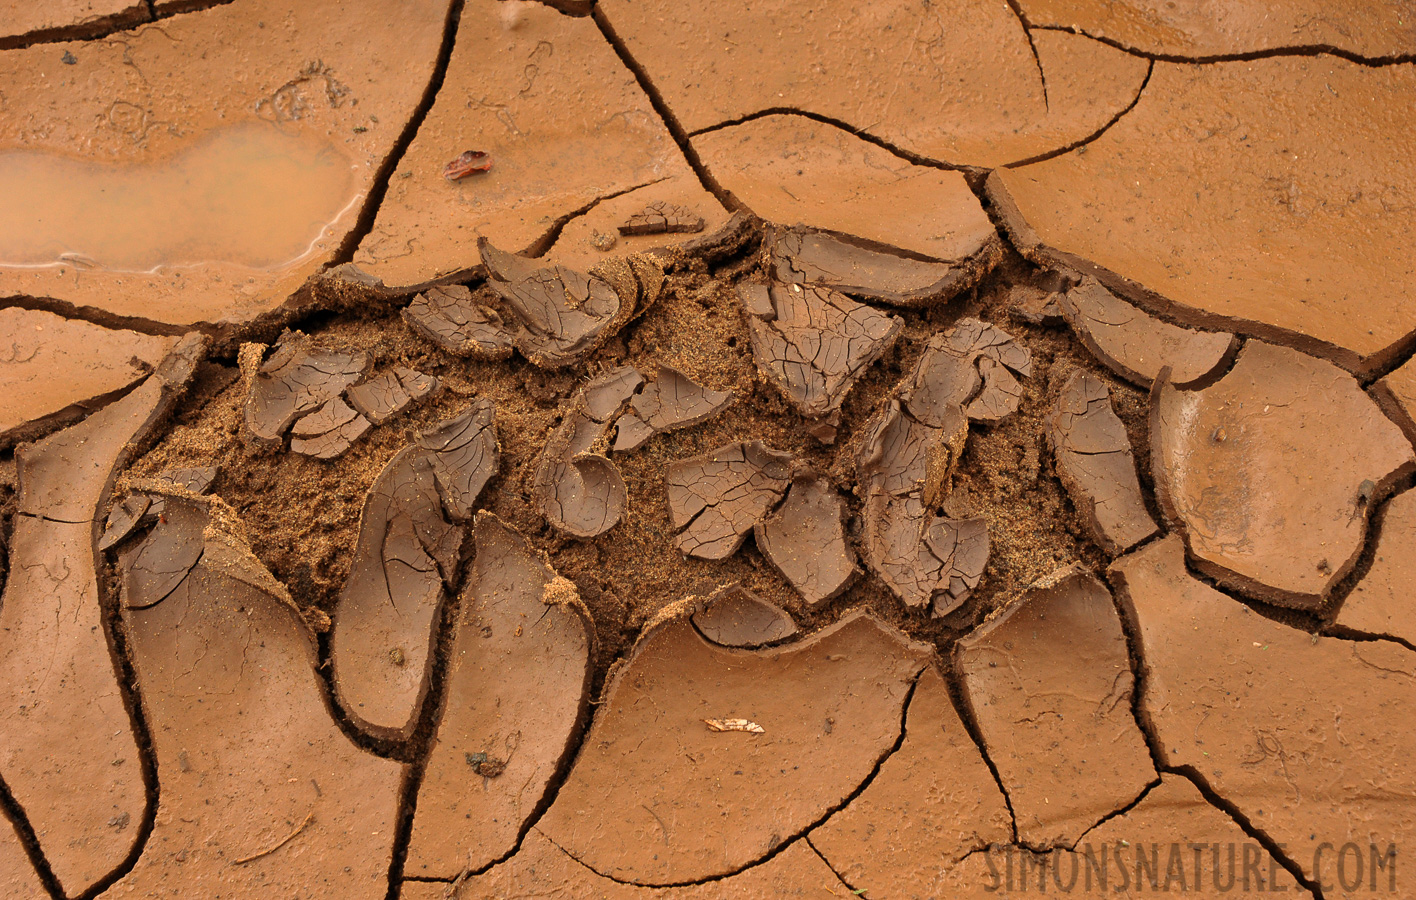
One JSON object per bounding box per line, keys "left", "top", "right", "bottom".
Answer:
{"left": 0, "top": 124, "right": 357, "bottom": 272}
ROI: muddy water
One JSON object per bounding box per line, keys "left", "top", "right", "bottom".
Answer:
{"left": 0, "top": 124, "right": 357, "bottom": 272}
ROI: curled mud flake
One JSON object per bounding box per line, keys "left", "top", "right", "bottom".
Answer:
{"left": 738, "top": 280, "right": 903, "bottom": 418}
{"left": 1059, "top": 277, "right": 1239, "bottom": 388}
{"left": 767, "top": 225, "right": 1001, "bottom": 308}
{"left": 591, "top": 253, "right": 666, "bottom": 322}
{"left": 1152, "top": 341, "right": 1415, "bottom": 608}
{"left": 157, "top": 465, "right": 218, "bottom": 495}
{"left": 691, "top": 584, "right": 798, "bottom": 648}
{"left": 810, "top": 667, "right": 1012, "bottom": 894}
{"left": 346, "top": 367, "right": 440, "bottom": 425}
{"left": 955, "top": 565, "right": 1155, "bottom": 848}
{"left": 289, "top": 397, "right": 372, "bottom": 460}
{"left": 611, "top": 413, "right": 655, "bottom": 452}
{"left": 415, "top": 399, "right": 500, "bottom": 522}
{"left": 1046, "top": 371, "right": 1158, "bottom": 555}
{"left": 1111, "top": 536, "right": 1416, "bottom": 889}
{"left": 629, "top": 365, "right": 733, "bottom": 435}
{"left": 903, "top": 318, "right": 1032, "bottom": 427}
{"left": 243, "top": 331, "right": 371, "bottom": 448}
{"left": 99, "top": 493, "right": 153, "bottom": 551}
{"left": 119, "top": 497, "right": 208, "bottom": 610}
{"left": 1008, "top": 282, "right": 1066, "bottom": 326}
{"left": 402, "top": 285, "right": 516, "bottom": 360}
{"left": 442, "top": 149, "right": 492, "bottom": 181}
{"left": 754, "top": 473, "right": 858, "bottom": 606}
{"left": 703, "top": 718, "right": 764, "bottom": 734}
{"left": 537, "top": 610, "right": 930, "bottom": 884}
{"left": 618, "top": 200, "right": 706, "bottom": 236}
{"left": 534, "top": 369, "right": 639, "bottom": 537}
{"left": 2, "top": 342, "right": 201, "bottom": 896}
{"left": 667, "top": 440, "right": 793, "bottom": 560}
{"left": 111, "top": 497, "right": 402, "bottom": 898}
{"left": 407, "top": 513, "right": 592, "bottom": 878}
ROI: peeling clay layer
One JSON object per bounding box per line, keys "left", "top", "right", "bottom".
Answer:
{"left": 6, "top": 0, "right": 1416, "bottom": 895}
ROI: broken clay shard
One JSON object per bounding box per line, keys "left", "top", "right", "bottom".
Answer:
{"left": 119, "top": 497, "right": 207, "bottom": 610}
{"left": 903, "top": 317, "right": 1032, "bottom": 427}
{"left": 479, "top": 238, "right": 639, "bottom": 368}
{"left": 619, "top": 200, "right": 705, "bottom": 236}
{"left": 1059, "top": 277, "right": 1238, "bottom": 388}
{"left": 289, "top": 396, "right": 372, "bottom": 460}
{"left": 1152, "top": 341, "right": 1415, "bottom": 608}
{"left": 243, "top": 330, "right": 371, "bottom": 448}
{"left": 1110, "top": 535, "right": 1416, "bottom": 890}
{"left": 754, "top": 472, "right": 859, "bottom": 607}
{"left": 406, "top": 513, "right": 592, "bottom": 879}
{"left": 1046, "top": 371, "right": 1158, "bottom": 555}
{"left": 331, "top": 402, "right": 497, "bottom": 741}
{"left": 535, "top": 368, "right": 640, "bottom": 537}
{"left": 738, "top": 280, "right": 903, "bottom": 418}
{"left": 955, "top": 565, "right": 1156, "bottom": 847}
{"left": 614, "top": 365, "right": 733, "bottom": 452}
{"left": 691, "top": 584, "right": 798, "bottom": 648}
{"left": 443, "top": 149, "right": 492, "bottom": 181}
{"left": 537, "top": 610, "right": 930, "bottom": 884}
{"left": 810, "top": 666, "right": 1013, "bottom": 894}
{"left": 768, "top": 225, "right": 1002, "bottom": 309}
{"left": 346, "top": 366, "right": 440, "bottom": 425}
{"left": 109, "top": 496, "right": 403, "bottom": 898}
{"left": 402, "top": 284, "right": 516, "bottom": 360}
{"left": 667, "top": 440, "right": 793, "bottom": 560}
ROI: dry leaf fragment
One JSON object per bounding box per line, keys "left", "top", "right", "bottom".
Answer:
{"left": 704, "top": 718, "right": 764, "bottom": 734}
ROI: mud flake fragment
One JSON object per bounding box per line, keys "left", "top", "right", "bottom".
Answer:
{"left": 691, "top": 584, "right": 798, "bottom": 648}
{"left": 442, "top": 149, "right": 491, "bottom": 181}
{"left": 811, "top": 667, "right": 1012, "bottom": 894}
{"left": 108, "top": 497, "right": 403, "bottom": 898}
{"left": 346, "top": 366, "right": 440, "bottom": 425}
{"left": 738, "top": 280, "right": 902, "bottom": 419}
{"left": 534, "top": 367, "right": 640, "bottom": 538}
{"left": 118, "top": 498, "right": 208, "bottom": 610}
{"left": 955, "top": 565, "right": 1155, "bottom": 847}
{"left": 1046, "top": 371, "right": 1158, "bottom": 554}
{"left": 903, "top": 318, "right": 1032, "bottom": 426}
{"left": 1111, "top": 535, "right": 1416, "bottom": 889}
{"left": 98, "top": 493, "right": 154, "bottom": 551}
{"left": 630, "top": 365, "right": 733, "bottom": 434}
{"left": 667, "top": 440, "right": 793, "bottom": 560}
{"left": 619, "top": 200, "right": 705, "bottom": 236}
{"left": 406, "top": 514, "right": 592, "bottom": 879}
{"left": 330, "top": 402, "right": 498, "bottom": 740}
{"left": 537, "top": 610, "right": 930, "bottom": 884}
{"left": 768, "top": 225, "right": 999, "bottom": 308}
{"left": 402, "top": 284, "right": 516, "bottom": 359}
{"left": 1153, "top": 340, "right": 1414, "bottom": 607}
{"left": 754, "top": 473, "right": 858, "bottom": 606}
{"left": 1059, "top": 277, "right": 1238, "bottom": 387}
{"left": 289, "top": 396, "right": 372, "bottom": 460}
{"left": 243, "top": 331, "right": 371, "bottom": 447}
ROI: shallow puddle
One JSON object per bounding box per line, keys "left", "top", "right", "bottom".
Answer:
{"left": 0, "top": 124, "right": 357, "bottom": 272}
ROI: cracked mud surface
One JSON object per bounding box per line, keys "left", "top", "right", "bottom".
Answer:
{"left": 3, "top": 1, "right": 1416, "bottom": 898}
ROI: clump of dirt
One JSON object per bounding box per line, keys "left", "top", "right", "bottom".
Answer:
{"left": 124, "top": 240, "right": 1138, "bottom": 687}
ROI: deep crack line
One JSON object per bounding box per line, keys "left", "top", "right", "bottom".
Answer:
{"left": 1002, "top": 0, "right": 1049, "bottom": 109}
{"left": 0, "top": 773, "right": 65, "bottom": 900}
{"left": 533, "top": 667, "right": 927, "bottom": 889}
{"left": 1030, "top": 23, "right": 1416, "bottom": 69}
{"left": 1001, "top": 58, "right": 1153, "bottom": 169}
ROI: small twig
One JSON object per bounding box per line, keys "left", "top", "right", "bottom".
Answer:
{"left": 231, "top": 811, "right": 314, "bottom": 865}
{"left": 443, "top": 865, "right": 472, "bottom": 898}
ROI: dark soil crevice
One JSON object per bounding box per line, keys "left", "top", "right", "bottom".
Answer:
{"left": 536, "top": 668, "right": 925, "bottom": 889}
{"left": 330, "top": 0, "right": 467, "bottom": 268}
{"left": 941, "top": 659, "right": 1021, "bottom": 844}
{"left": 1068, "top": 777, "right": 1161, "bottom": 849}
{"left": 803, "top": 835, "right": 865, "bottom": 894}
{"left": 590, "top": 5, "right": 742, "bottom": 211}
{"left": 1030, "top": 23, "right": 1416, "bottom": 69}
{"left": 1106, "top": 568, "right": 1324, "bottom": 900}
{"left": 1002, "top": 0, "right": 1049, "bottom": 109}
{"left": 0, "top": 294, "right": 190, "bottom": 338}
{"left": 0, "top": 775, "right": 65, "bottom": 900}
{"left": 1319, "top": 473, "right": 1416, "bottom": 623}
{"left": 999, "top": 59, "right": 1154, "bottom": 169}
{"left": 0, "top": 0, "right": 241, "bottom": 52}
{"left": 521, "top": 178, "right": 667, "bottom": 258}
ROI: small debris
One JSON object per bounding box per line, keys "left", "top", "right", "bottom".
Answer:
{"left": 443, "top": 150, "right": 492, "bottom": 181}
{"left": 704, "top": 718, "right": 765, "bottom": 734}
{"left": 619, "top": 201, "right": 705, "bottom": 236}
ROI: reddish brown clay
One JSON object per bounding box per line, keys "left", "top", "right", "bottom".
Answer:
{"left": 109, "top": 496, "right": 404, "bottom": 898}
{"left": 0, "top": 307, "right": 177, "bottom": 449}
{"left": 955, "top": 566, "right": 1155, "bottom": 847}
{"left": 1112, "top": 536, "right": 1416, "bottom": 890}
{"left": 601, "top": 1, "right": 1148, "bottom": 166}
{"left": 0, "top": 0, "right": 147, "bottom": 48}
{"left": 754, "top": 473, "right": 859, "bottom": 607}
{"left": 0, "top": 814, "right": 44, "bottom": 898}
{"left": 667, "top": 440, "right": 793, "bottom": 560}
{"left": 990, "top": 58, "right": 1416, "bottom": 369}
{"left": 1046, "top": 371, "right": 1158, "bottom": 554}
{"left": 1152, "top": 341, "right": 1414, "bottom": 607}
{"left": 0, "top": 335, "right": 202, "bottom": 897}
{"left": 691, "top": 584, "right": 799, "bottom": 648}
{"left": 405, "top": 514, "right": 592, "bottom": 879}
{"left": 1336, "top": 488, "right": 1416, "bottom": 646}
{"left": 810, "top": 667, "right": 1012, "bottom": 895}
{"left": 537, "top": 610, "right": 930, "bottom": 884}
{"left": 1058, "top": 278, "right": 1238, "bottom": 388}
